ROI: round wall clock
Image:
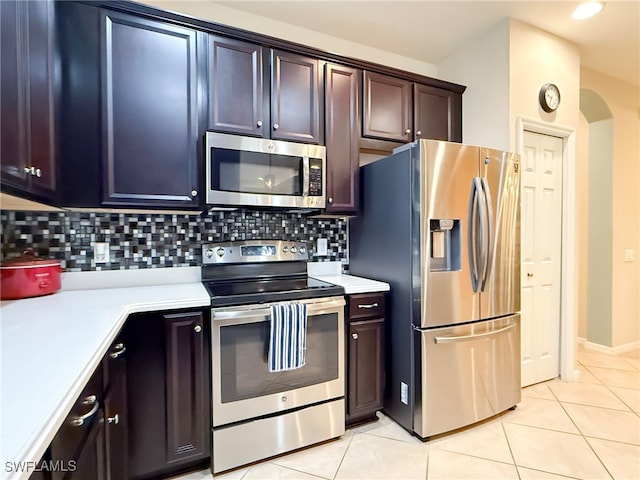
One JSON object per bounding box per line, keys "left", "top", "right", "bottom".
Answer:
{"left": 539, "top": 83, "right": 561, "bottom": 112}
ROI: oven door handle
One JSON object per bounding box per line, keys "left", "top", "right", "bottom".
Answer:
{"left": 212, "top": 297, "right": 345, "bottom": 324}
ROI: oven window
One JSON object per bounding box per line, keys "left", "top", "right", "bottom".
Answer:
{"left": 211, "top": 147, "right": 303, "bottom": 196}
{"left": 218, "top": 313, "right": 338, "bottom": 403}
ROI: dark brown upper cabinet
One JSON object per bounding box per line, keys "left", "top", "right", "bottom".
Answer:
{"left": 363, "top": 71, "right": 463, "bottom": 144}
{"left": 100, "top": 11, "right": 203, "bottom": 208}
{"left": 362, "top": 71, "right": 412, "bottom": 142}
{"left": 324, "top": 63, "right": 360, "bottom": 214}
{"left": 208, "top": 36, "right": 268, "bottom": 137}
{"left": 0, "top": 0, "right": 57, "bottom": 203}
{"left": 414, "top": 83, "right": 462, "bottom": 142}
{"left": 207, "top": 36, "right": 322, "bottom": 144}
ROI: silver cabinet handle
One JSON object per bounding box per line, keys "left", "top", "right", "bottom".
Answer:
{"left": 191, "top": 189, "right": 198, "bottom": 197}
{"left": 71, "top": 395, "right": 99, "bottom": 426}
{"left": 328, "top": 197, "right": 333, "bottom": 204}
{"left": 107, "top": 413, "right": 120, "bottom": 425}
{"left": 109, "top": 343, "right": 126, "bottom": 359}
{"left": 405, "top": 128, "right": 411, "bottom": 135}
{"left": 256, "top": 120, "right": 263, "bottom": 127}
{"left": 527, "top": 273, "right": 534, "bottom": 277}
{"left": 351, "top": 333, "right": 358, "bottom": 340}
{"left": 194, "top": 325, "right": 202, "bottom": 333}
{"left": 273, "top": 123, "right": 279, "bottom": 130}
{"left": 416, "top": 130, "right": 422, "bottom": 137}
{"left": 358, "top": 303, "right": 379, "bottom": 309}
{"left": 23, "top": 166, "right": 42, "bottom": 177}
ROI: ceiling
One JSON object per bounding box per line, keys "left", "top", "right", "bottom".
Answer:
{"left": 215, "top": 0, "right": 639, "bottom": 87}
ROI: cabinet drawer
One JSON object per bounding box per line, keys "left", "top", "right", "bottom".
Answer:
{"left": 348, "top": 293, "right": 385, "bottom": 320}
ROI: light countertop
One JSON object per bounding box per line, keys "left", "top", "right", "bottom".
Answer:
{"left": 308, "top": 262, "right": 390, "bottom": 294}
{"left": 0, "top": 270, "right": 210, "bottom": 480}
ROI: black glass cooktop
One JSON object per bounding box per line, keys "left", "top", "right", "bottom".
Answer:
{"left": 204, "top": 276, "right": 344, "bottom": 307}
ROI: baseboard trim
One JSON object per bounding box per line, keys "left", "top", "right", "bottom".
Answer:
{"left": 577, "top": 337, "right": 640, "bottom": 355}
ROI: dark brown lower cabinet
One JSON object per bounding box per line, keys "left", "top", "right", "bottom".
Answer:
{"left": 346, "top": 292, "right": 386, "bottom": 426}
{"left": 49, "top": 364, "right": 106, "bottom": 480}
{"left": 124, "top": 309, "right": 210, "bottom": 479}
{"left": 46, "top": 338, "right": 128, "bottom": 480}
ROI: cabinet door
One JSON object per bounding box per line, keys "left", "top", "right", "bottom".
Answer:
{"left": 271, "top": 50, "right": 322, "bottom": 143}
{"left": 414, "top": 83, "right": 462, "bottom": 142}
{"left": 208, "top": 35, "right": 268, "bottom": 137}
{"left": 362, "top": 71, "right": 411, "bottom": 142}
{"left": 101, "top": 11, "right": 201, "bottom": 207}
{"left": 104, "top": 367, "right": 127, "bottom": 480}
{"left": 324, "top": 63, "right": 360, "bottom": 214}
{"left": 164, "top": 311, "right": 208, "bottom": 464}
{"left": 0, "top": 0, "right": 57, "bottom": 198}
{"left": 348, "top": 318, "right": 384, "bottom": 420}
{"left": 50, "top": 365, "right": 104, "bottom": 480}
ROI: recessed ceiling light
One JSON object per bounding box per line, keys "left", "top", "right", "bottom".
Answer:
{"left": 571, "top": 1, "right": 605, "bottom": 20}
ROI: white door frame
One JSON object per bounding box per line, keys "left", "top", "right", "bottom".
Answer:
{"left": 516, "top": 116, "right": 579, "bottom": 382}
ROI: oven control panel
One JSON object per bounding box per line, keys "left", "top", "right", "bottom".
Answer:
{"left": 202, "top": 240, "right": 309, "bottom": 264}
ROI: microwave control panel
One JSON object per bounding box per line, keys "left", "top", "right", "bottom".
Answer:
{"left": 309, "top": 158, "right": 323, "bottom": 196}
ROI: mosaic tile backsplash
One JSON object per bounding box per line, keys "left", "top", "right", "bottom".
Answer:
{"left": 0, "top": 210, "right": 348, "bottom": 272}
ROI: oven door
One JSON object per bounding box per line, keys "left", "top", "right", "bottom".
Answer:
{"left": 211, "top": 296, "right": 345, "bottom": 427}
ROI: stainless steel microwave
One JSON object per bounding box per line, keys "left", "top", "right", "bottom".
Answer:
{"left": 205, "top": 132, "right": 326, "bottom": 209}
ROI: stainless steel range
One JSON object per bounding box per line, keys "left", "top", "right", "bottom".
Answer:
{"left": 202, "top": 240, "right": 346, "bottom": 474}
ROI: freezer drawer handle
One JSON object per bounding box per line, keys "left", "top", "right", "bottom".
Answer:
{"left": 434, "top": 322, "right": 517, "bottom": 344}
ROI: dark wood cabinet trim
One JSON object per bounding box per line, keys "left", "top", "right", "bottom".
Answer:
{"left": 79, "top": 1, "right": 465, "bottom": 95}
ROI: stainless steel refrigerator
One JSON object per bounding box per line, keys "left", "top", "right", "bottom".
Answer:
{"left": 349, "top": 139, "right": 521, "bottom": 439}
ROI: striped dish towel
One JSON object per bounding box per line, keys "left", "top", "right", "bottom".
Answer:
{"left": 268, "top": 302, "right": 308, "bottom": 372}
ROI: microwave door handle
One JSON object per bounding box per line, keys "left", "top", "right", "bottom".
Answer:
{"left": 302, "top": 156, "right": 310, "bottom": 196}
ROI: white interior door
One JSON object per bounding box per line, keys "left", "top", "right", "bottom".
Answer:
{"left": 520, "top": 131, "right": 563, "bottom": 387}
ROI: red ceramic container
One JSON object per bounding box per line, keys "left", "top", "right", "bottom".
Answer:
{"left": 1, "top": 249, "right": 62, "bottom": 300}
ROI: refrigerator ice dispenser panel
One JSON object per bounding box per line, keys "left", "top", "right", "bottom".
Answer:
{"left": 430, "top": 219, "right": 461, "bottom": 272}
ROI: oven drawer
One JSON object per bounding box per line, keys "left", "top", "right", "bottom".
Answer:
{"left": 348, "top": 292, "right": 385, "bottom": 320}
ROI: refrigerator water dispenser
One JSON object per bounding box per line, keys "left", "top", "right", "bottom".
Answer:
{"left": 430, "top": 219, "right": 461, "bottom": 271}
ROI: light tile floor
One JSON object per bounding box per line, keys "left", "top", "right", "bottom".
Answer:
{"left": 176, "top": 346, "right": 640, "bottom": 480}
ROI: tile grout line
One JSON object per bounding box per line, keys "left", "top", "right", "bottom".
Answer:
{"left": 331, "top": 428, "right": 356, "bottom": 480}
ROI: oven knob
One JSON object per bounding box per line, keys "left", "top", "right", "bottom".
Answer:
{"left": 205, "top": 248, "right": 214, "bottom": 259}
{"left": 299, "top": 246, "right": 306, "bottom": 254}
{"left": 290, "top": 246, "right": 297, "bottom": 253}
{"left": 282, "top": 246, "right": 289, "bottom": 253}
{"left": 216, "top": 247, "right": 225, "bottom": 257}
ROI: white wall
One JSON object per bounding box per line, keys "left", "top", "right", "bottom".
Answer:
{"left": 140, "top": 0, "right": 439, "bottom": 78}
{"left": 437, "top": 19, "right": 510, "bottom": 150}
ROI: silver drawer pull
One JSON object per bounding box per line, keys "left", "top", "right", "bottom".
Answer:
{"left": 358, "top": 303, "right": 379, "bottom": 309}
{"left": 194, "top": 325, "right": 202, "bottom": 333}
{"left": 434, "top": 322, "right": 517, "bottom": 344}
{"left": 351, "top": 333, "right": 359, "bottom": 340}
{"left": 107, "top": 414, "right": 120, "bottom": 425}
{"left": 109, "top": 343, "right": 126, "bottom": 359}
{"left": 71, "top": 395, "right": 99, "bottom": 426}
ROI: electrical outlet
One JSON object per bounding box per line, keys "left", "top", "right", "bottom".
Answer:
{"left": 94, "top": 242, "right": 109, "bottom": 263}
{"left": 317, "top": 238, "right": 328, "bottom": 256}
{"left": 400, "top": 382, "right": 408, "bottom": 405}
{"left": 624, "top": 249, "right": 635, "bottom": 262}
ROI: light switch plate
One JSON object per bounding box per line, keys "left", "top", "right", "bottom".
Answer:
{"left": 624, "top": 249, "right": 635, "bottom": 262}
{"left": 316, "top": 238, "right": 328, "bottom": 256}
{"left": 94, "top": 242, "right": 109, "bottom": 263}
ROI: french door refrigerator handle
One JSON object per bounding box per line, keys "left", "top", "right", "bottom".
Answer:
{"left": 467, "top": 179, "right": 478, "bottom": 291}
{"left": 476, "top": 177, "right": 489, "bottom": 292}
{"left": 434, "top": 321, "right": 517, "bottom": 344}
{"left": 479, "top": 178, "right": 494, "bottom": 291}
